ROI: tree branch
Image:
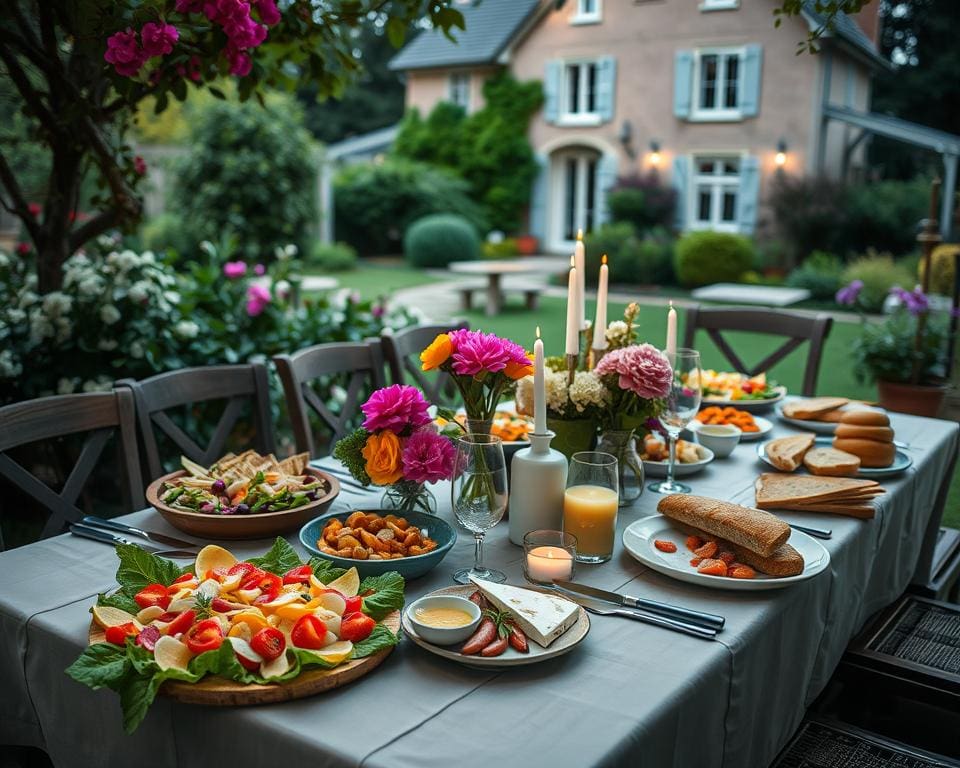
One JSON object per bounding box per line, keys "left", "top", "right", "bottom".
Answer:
{"left": 0, "top": 46, "right": 57, "bottom": 131}
{"left": 68, "top": 207, "right": 121, "bottom": 252}
{"left": 0, "top": 148, "right": 40, "bottom": 242}
{"left": 78, "top": 115, "right": 142, "bottom": 221}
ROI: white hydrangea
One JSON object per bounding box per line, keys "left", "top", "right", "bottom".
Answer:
{"left": 100, "top": 304, "right": 121, "bottom": 325}
{"left": 107, "top": 250, "right": 140, "bottom": 271}
{"left": 54, "top": 316, "right": 72, "bottom": 343}
{"left": 29, "top": 310, "right": 55, "bottom": 345}
{"left": 0, "top": 349, "right": 22, "bottom": 378}
{"left": 130, "top": 341, "right": 145, "bottom": 358}
{"left": 82, "top": 376, "right": 113, "bottom": 393}
{"left": 18, "top": 290, "right": 39, "bottom": 308}
{"left": 515, "top": 375, "right": 535, "bottom": 416}
{"left": 0, "top": 252, "right": 10, "bottom": 269}
{"left": 544, "top": 369, "right": 571, "bottom": 413}
{"left": 569, "top": 371, "right": 610, "bottom": 414}
{"left": 140, "top": 251, "right": 156, "bottom": 265}
{"left": 128, "top": 280, "right": 151, "bottom": 303}
{"left": 6, "top": 308, "right": 25, "bottom": 324}
{"left": 42, "top": 292, "right": 73, "bottom": 317}
{"left": 78, "top": 276, "right": 103, "bottom": 298}
{"left": 163, "top": 290, "right": 181, "bottom": 306}
{"left": 605, "top": 321, "right": 629, "bottom": 346}
{"left": 175, "top": 320, "right": 199, "bottom": 339}
{"left": 98, "top": 338, "right": 118, "bottom": 351}
{"left": 515, "top": 369, "right": 608, "bottom": 418}
{"left": 57, "top": 377, "right": 78, "bottom": 395}
{"left": 275, "top": 279, "right": 291, "bottom": 299}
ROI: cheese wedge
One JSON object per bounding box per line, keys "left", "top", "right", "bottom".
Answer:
{"left": 470, "top": 577, "right": 579, "bottom": 648}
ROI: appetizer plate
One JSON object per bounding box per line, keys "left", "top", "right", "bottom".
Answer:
{"left": 622, "top": 515, "right": 830, "bottom": 591}
{"left": 147, "top": 467, "right": 340, "bottom": 540}
{"left": 774, "top": 403, "right": 840, "bottom": 434}
{"left": 643, "top": 444, "right": 715, "bottom": 478}
{"left": 300, "top": 510, "right": 456, "bottom": 580}
{"left": 402, "top": 585, "right": 590, "bottom": 669}
{"left": 690, "top": 415, "right": 773, "bottom": 442}
{"left": 756, "top": 436, "right": 913, "bottom": 479}
{"left": 702, "top": 386, "right": 788, "bottom": 413}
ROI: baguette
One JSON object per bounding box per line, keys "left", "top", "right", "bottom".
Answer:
{"left": 834, "top": 424, "right": 895, "bottom": 442}
{"left": 755, "top": 473, "right": 881, "bottom": 506}
{"left": 832, "top": 438, "right": 895, "bottom": 468}
{"left": 765, "top": 433, "right": 816, "bottom": 472}
{"left": 802, "top": 447, "right": 860, "bottom": 477}
{"left": 782, "top": 398, "right": 849, "bottom": 420}
{"left": 657, "top": 495, "right": 790, "bottom": 558}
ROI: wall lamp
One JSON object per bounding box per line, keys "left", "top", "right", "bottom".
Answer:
{"left": 775, "top": 139, "right": 788, "bottom": 168}
{"left": 649, "top": 140, "right": 662, "bottom": 167}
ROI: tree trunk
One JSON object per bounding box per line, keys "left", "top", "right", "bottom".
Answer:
{"left": 35, "top": 137, "right": 83, "bottom": 294}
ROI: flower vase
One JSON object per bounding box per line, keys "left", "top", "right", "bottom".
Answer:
{"left": 465, "top": 418, "right": 493, "bottom": 436}
{"left": 381, "top": 480, "right": 437, "bottom": 515}
{"left": 546, "top": 416, "right": 597, "bottom": 460}
{"left": 596, "top": 429, "right": 644, "bottom": 507}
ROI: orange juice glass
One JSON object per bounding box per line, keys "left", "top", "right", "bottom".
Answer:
{"left": 563, "top": 452, "right": 619, "bottom": 563}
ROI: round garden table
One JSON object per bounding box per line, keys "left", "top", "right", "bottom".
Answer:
{"left": 447, "top": 258, "right": 568, "bottom": 316}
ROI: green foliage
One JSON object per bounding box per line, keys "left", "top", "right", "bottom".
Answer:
{"left": 247, "top": 537, "right": 304, "bottom": 576}
{"left": 358, "top": 572, "right": 406, "bottom": 620}
{"left": 404, "top": 214, "right": 480, "bottom": 268}
{"left": 307, "top": 241, "right": 358, "bottom": 272}
{"left": 768, "top": 175, "right": 849, "bottom": 260}
{"left": 481, "top": 238, "right": 520, "bottom": 260}
{"left": 921, "top": 245, "right": 959, "bottom": 297}
{"left": 334, "top": 158, "right": 484, "bottom": 255}
{"left": 673, "top": 231, "right": 756, "bottom": 288}
{"left": 773, "top": 0, "right": 874, "bottom": 53}
{"left": 841, "top": 251, "right": 916, "bottom": 312}
{"left": 584, "top": 223, "right": 674, "bottom": 286}
{"left": 139, "top": 213, "right": 195, "bottom": 259}
{"left": 786, "top": 251, "right": 845, "bottom": 300}
{"left": 853, "top": 309, "right": 948, "bottom": 385}
{"left": 172, "top": 98, "right": 316, "bottom": 261}
{"left": 332, "top": 428, "right": 373, "bottom": 485}
{"left": 393, "top": 73, "right": 543, "bottom": 232}
{"left": 606, "top": 174, "right": 677, "bottom": 232}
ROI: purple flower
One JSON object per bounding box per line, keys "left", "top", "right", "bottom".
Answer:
{"left": 889, "top": 285, "right": 929, "bottom": 316}
{"left": 140, "top": 22, "right": 179, "bottom": 57}
{"left": 835, "top": 279, "right": 864, "bottom": 307}
{"left": 104, "top": 29, "right": 147, "bottom": 77}
{"left": 245, "top": 283, "right": 270, "bottom": 316}
{"left": 253, "top": 263, "right": 266, "bottom": 276}
{"left": 450, "top": 331, "right": 511, "bottom": 376}
{"left": 401, "top": 429, "right": 456, "bottom": 484}
{"left": 227, "top": 47, "right": 252, "bottom": 77}
{"left": 253, "top": 0, "right": 281, "bottom": 25}
{"left": 361, "top": 385, "right": 432, "bottom": 434}
{"left": 595, "top": 343, "right": 673, "bottom": 399}
{"left": 223, "top": 261, "right": 247, "bottom": 279}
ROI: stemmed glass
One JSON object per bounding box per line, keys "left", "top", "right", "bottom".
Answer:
{"left": 451, "top": 434, "right": 508, "bottom": 584}
{"left": 649, "top": 348, "right": 702, "bottom": 495}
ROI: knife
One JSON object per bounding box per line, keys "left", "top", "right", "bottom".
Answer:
{"left": 569, "top": 595, "right": 717, "bottom": 641}
{"left": 310, "top": 464, "right": 370, "bottom": 492}
{"left": 553, "top": 580, "right": 725, "bottom": 631}
{"left": 81, "top": 515, "right": 199, "bottom": 549}
{"left": 70, "top": 524, "right": 198, "bottom": 559}
{"left": 789, "top": 523, "right": 832, "bottom": 540}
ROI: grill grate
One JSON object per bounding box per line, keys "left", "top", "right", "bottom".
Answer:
{"left": 867, "top": 602, "right": 960, "bottom": 675}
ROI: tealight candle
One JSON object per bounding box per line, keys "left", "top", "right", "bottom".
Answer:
{"left": 522, "top": 530, "right": 577, "bottom": 584}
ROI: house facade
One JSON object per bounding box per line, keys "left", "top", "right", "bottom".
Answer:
{"left": 390, "top": 0, "right": 886, "bottom": 254}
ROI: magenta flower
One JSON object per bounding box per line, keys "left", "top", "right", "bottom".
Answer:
{"left": 401, "top": 429, "right": 456, "bottom": 484}
{"left": 450, "top": 330, "right": 511, "bottom": 376}
{"left": 175, "top": 0, "right": 204, "bottom": 12}
{"left": 104, "top": 28, "right": 146, "bottom": 77}
{"left": 372, "top": 304, "right": 385, "bottom": 318}
{"left": 133, "top": 156, "right": 147, "bottom": 176}
{"left": 253, "top": 0, "right": 281, "bottom": 25}
{"left": 227, "top": 47, "right": 252, "bottom": 77}
{"left": 223, "top": 261, "right": 247, "bottom": 279}
{"left": 361, "top": 385, "right": 432, "bottom": 434}
{"left": 595, "top": 343, "right": 673, "bottom": 399}
{"left": 245, "top": 283, "right": 270, "bottom": 316}
{"left": 253, "top": 263, "right": 266, "bottom": 276}
{"left": 140, "top": 22, "right": 179, "bottom": 57}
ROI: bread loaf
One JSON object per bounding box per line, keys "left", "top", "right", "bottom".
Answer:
{"left": 657, "top": 495, "right": 790, "bottom": 557}
{"left": 765, "top": 433, "right": 815, "bottom": 472}
{"left": 782, "top": 398, "right": 848, "bottom": 420}
{"left": 834, "top": 424, "right": 895, "bottom": 442}
{"left": 839, "top": 410, "right": 890, "bottom": 427}
{"left": 802, "top": 447, "right": 860, "bottom": 477}
{"left": 726, "top": 540, "right": 805, "bottom": 577}
{"left": 832, "top": 438, "right": 895, "bottom": 468}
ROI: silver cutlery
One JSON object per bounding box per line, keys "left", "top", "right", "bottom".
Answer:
{"left": 569, "top": 595, "right": 717, "bottom": 640}
{"left": 311, "top": 464, "right": 370, "bottom": 492}
{"left": 70, "top": 524, "right": 198, "bottom": 559}
{"left": 81, "top": 515, "right": 199, "bottom": 549}
{"left": 553, "top": 580, "right": 725, "bottom": 631}
{"left": 789, "top": 523, "right": 832, "bottom": 540}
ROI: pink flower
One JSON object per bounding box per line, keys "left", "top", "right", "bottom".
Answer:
{"left": 104, "top": 28, "right": 147, "bottom": 77}
{"left": 372, "top": 304, "right": 385, "bottom": 318}
{"left": 245, "top": 283, "right": 270, "bottom": 316}
{"left": 361, "top": 385, "right": 432, "bottom": 434}
{"left": 253, "top": 263, "right": 266, "bottom": 276}
{"left": 450, "top": 330, "right": 510, "bottom": 376}
{"left": 133, "top": 156, "right": 147, "bottom": 176}
{"left": 140, "top": 22, "right": 179, "bottom": 57}
{"left": 227, "top": 47, "right": 252, "bottom": 76}
{"left": 27, "top": 203, "right": 41, "bottom": 218}
{"left": 16, "top": 242, "right": 30, "bottom": 255}
{"left": 253, "top": 0, "right": 281, "bottom": 25}
{"left": 401, "top": 429, "right": 456, "bottom": 484}
{"left": 223, "top": 261, "right": 247, "bottom": 279}
{"left": 594, "top": 343, "right": 673, "bottom": 400}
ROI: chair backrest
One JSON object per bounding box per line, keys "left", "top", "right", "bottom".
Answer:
{"left": 381, "top": 321, "right": 469, "bottom": 406}
{"left": 118, "top": 364, "right": 275, "bottom": 478}
{"left": 273, "top": 340, "right": 386, "bottom": 457}
{"left": 0, "top": 390, "right": 144, "bottom": 540}
{"left": 682, "top": 305, "right": 834, "bottom": 397}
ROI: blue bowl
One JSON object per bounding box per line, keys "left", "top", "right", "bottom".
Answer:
{"left": 299, "top": 509, "right": 457, "bottom": 580}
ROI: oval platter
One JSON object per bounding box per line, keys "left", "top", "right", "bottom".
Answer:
{"left": 756, "top": 436, "right": 913, "bottom": 479}
{"left": 701, "top": 386, "right": 788, "bottom": 413}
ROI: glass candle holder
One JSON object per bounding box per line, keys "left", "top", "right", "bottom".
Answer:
{"left": 522, "top": 530, "right": 577, "bottom": 585}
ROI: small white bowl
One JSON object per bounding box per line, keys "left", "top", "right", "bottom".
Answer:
{"left": 694, "top": 423, "right": 742, "bottom": 458}
{"left": 405, "top": 595, "right": 482, "bottom": 646}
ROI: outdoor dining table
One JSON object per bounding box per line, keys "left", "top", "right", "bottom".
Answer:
{"left": 447, "top": 257, "right": 568, "bottom": 316}
{"left": 1, "top": 409, "right": 956, "bottom": 768}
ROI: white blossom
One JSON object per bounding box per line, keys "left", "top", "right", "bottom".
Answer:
{"left": 57, "top": 377, "right": 77, "bottom": 395}
{"left": 82, "top": 376, "right": 112, "bottom": 393}
{"left": 18, "top": 290, "right": 39, "bottom": 309}
{"left": 98, "top": 338, "right": 119, "bottom": 351}
{"left": 569, "top": 371, "right": 610, "bottom": 413}
{"left": 130, "top": 341, "right": 145, "bottom": 358}
{"left": 175, "top": 320, "right": 199, "bottom": 339}
{"left": 42, "top": 292, "right": 73, "bottom": 317}
{"left": 78, "top": 276, "right": 103, "bottom": 298}
{"left": 100, "top": 304, "right": 121, "bottom": 325}
{"left": 6, "top": 308, "right": 25, "bottom": 324}
{"left": 0, "top": 349, "right": 21, "bottom": 378}
{"left": 128, "top": 281, "right": 151, "bottom": 303}
{"left": 284, "top": 244, "right": 298, "bottom": 257}
{"left": 605, "top": 321, "right": 629, "bottom": 346}
{"left": 163, "top": 290, "right": 181, "bottom": 305}
{"left": 140, "top": 251, "right": 156, "bottom": 265}
{"left": 0, "top": 252, "right": 10, "bottom": 268}
{"left": 29, "top": 310, "right": 55, "bottom": 345}
{"left": 275, "top": 279, "right": 291, "bottom": 299}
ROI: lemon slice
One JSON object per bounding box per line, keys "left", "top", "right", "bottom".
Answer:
{"left": 274, "top": 603, "right": 316, "bottom": 622}
{"left": 220, "top": 572, "right": 244, "bottom": 592}
{"left": 154, "top": 636, "right": 193, "bottom": 671}
{"left": 228, "top": 622, "right": 253, "bottom": 641}
{"left": 260, "top": 592, "right": 301, "bottom": 610}
{"left": 194, "top": 545, "right": 237, "bottom": 578}
{"left": 259, "top": 650, "right": 293, "bottom": 679}
{"left": 324, "top": 567, "right": 360, "bottom": 598}
{"left": 314, "top": 640, "right": 353, "bottom": 665}
{"left": 92, "top": 605, "right": 140, "bottom": 629}
{"left": 135, "top": 605, "right": 166, "bottom": 624}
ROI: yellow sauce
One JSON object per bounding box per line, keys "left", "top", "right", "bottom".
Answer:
{"left": 414, "top": 606, "right": 474, "bottom": 628}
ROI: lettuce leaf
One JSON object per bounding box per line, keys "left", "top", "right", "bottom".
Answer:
{"left": 247, "top": 537, "right": 303, "bottom": 576}
{"left": 65, "top": 643, "right": 129, "bottom": 690}
{"left": 359, "top": 572, "right": 405, "bottom": 620}
{"left": 308, "top": 556, "right": 346, "bottom": 584}
{"left": 114, "top": 543, "right": 186, "bottom": 594}
{"left": 351, "top": 624, "right": 399, "bottom": 659}
{"left": 96, "top": 590, "right": 140, "bottom": 615}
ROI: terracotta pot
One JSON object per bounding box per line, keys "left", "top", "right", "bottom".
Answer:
{"left": 876, "top": 379, "right": 947, "bottom": 418}
{"left": 516, "top": 235, "right": 539, "bottom": 255}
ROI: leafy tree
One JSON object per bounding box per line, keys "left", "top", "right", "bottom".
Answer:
{"left": 773, "top": 1, "right": 875, "bottom": 51}
{"left": 0, "top": 0, "right": 464, "bottom": 293}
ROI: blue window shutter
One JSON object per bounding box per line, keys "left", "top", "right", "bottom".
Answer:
{"left": 596, "top": 152, "right": 620, "bottom": 225}
{"left": 672, "top": 156, "right": 688, "bottom": 230}
{"left": 529, "top": 153, "right": 549, "bottom": 241}
{"left": 738, "top": 155, "right": 760, "bottom": 234}
{"left": 597, "top": 56, "right": 617, "bottom": 123}
{"left": 674, "top": 50, "right": 693, "bottom": 119}
{"left": 544, "top": 61, "right": 561, "bottom": 124}
{"left": 740, "top": 44, "right": 763, "bottom": 117}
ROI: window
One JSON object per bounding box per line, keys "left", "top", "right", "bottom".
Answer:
{"left": 700, "top": 0, "right": 738, "bottom": 10}
{"left": 692, "top": 48, "right": 744, "bottom": 119}
{"left": 571, "top": 0, "right": 601, "bottom": 24}
{"left": 691, "top": 156, "right": 741, "bottom": 232}
{"left": 561, "top": 61, "right": 599, "bottom": 123}
{"left": 447, "top": 73, "right": 470, "bottom": 111}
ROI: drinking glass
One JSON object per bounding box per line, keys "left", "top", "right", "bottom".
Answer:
{"left": 562, "top": 451, "right": 619, "bottom": 564}
{"left": 451, "top": 434, "right": 508, "bottom": 584}
{"left": 649, "top": 348, "right": 702, "bottom": 495}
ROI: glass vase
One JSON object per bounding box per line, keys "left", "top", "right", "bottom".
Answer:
{"left": 546, "top": 416, "right": 597, "bottom": 460}
{"left": 465, "top": 418, "right": 493, "bottom": 436}
{"left": 381, "top": 480, "right": 437, "bottom": 515}
{"left": 596, "top": 429, "right": 644, "bottom": 507}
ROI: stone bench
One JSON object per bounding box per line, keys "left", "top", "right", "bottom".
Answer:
{"left": 458, "top": 282, "right": 542, "bottom": 312}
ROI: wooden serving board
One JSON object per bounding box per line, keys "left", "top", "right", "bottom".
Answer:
{"left": 88, "top": 610, "right": 400, "bottom": 706}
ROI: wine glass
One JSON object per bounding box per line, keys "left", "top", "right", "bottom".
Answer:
{"left": 649, "top": 349, "right": 702, "bottom": 495}
{"left": 451, "top": 434, "right": 508, "bottom": 584}
{"left": 563, "top": 451, "right": 619, "bottom": 563}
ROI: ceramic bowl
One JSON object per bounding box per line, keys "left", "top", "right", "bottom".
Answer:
{"left": 405, "top": 595, "right": 482, "bottom": 646}
{"left": 694, "top": 424, "right": 742, "bottom": 459}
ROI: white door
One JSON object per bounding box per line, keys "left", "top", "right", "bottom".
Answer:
{"left": 550, "top": 149, "right": 599, "bottom": 252}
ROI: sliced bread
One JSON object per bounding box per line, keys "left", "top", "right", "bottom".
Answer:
{"left": 765, "top": 433, "right": 816, "bottom": 472}
{"left": 727, "top": 540, "right": 806, "bottom": 577}
{"left": 657, "top": 495, "right": 790, "bottom": 558}
{"left": 802, "top": 447, "right": 861, "bottom": 477}
{"left": 784, "top": 500, "right": 876, "bottom": 519}
{"left": 755, "top": 473, "right": 881, "bottom": 506}
{"left": 782, "top": 398, "right": 849, "bottom": 420}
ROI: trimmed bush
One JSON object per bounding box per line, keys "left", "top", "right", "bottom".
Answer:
{"left": 920, "top": 244, "right": 959, "bottom": 296}
{"left": 673, "top": 231, "right": 756, "bottom": 288}
{"left": 841, "top": 250, "right": 916, "bottom": 312}
{"left": 845, "top": 179, "right": 928, "bottom": 256}
{"left": 584, "top": 224, "right": 675, "bottom": 286}
{"left": 404, "top": 214, "right": 480, "bottom": 268}
{"left": 786, "top": 251, "right": 845, "bottom": 300}
{"left": 307, "top": 241, "right": 357, "bottom": 272}
{"left": 139, "top": 213, "right": 194, "bottom": 259}
{"left": 606, "top": 174, "right": 676, "bottom": 232}
{"left": 482, "top": 237, "right": 520, "bottom": 259}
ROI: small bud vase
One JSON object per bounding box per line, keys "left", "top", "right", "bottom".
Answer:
{"left": 381, "top": 480, "right": 438, "bottom": 515}
{"left": 508, "top": 431, "right": 568, "bottom": 546}
{"left": 596, "top": 429, "right": 644, "bottom": 507}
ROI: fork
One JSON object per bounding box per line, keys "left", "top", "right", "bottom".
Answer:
{"left": 579, "top": 601, "right": 718, "bottom": 640}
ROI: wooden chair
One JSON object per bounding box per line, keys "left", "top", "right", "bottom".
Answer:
{"left": 682, "top": 305, "right": 833, "bottom": 397}
{"left": 273, "top": 340, "right": 386, "bottom": 456}
{"left": 0, "top": 391, "right": 144, "bottom": 541}
{"left": 118, "top": 364, "right": 275, "bottom": 478}
{"left": 381, "top": 321, "right": 469, "bottom": 406}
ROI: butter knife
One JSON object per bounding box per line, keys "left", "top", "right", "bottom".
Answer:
{"left": 570, "top": 595, "right": 717, "bottom": 641}
{"left": 81, "top": 515, "right": 199, "bottom": 549}
{"left": 70, "top": 524, "right": 197, "bottom": 559}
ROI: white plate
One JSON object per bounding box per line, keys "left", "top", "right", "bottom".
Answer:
{"left": 774, "top": 403, "right": 839, "bottom": 434}
{"left": 701, "top": 386, "right": 788, "bottom": 412}
{"left": 643, "top": 444, "right": 715, "bottom": 478}
{"left": 691, "top": 414, "right": 773, "bottom": 442}
{"left": 756, "top": 436, "right": 913, "bottom": 478}
{"left": 401, "top": 584, "right": 590, "bottom": 668}
{"left": 622, "top": 515, "right": 830, "bottom": 591}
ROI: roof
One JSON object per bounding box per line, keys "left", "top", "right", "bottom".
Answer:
{"left": 326, "top": 124, "right": 399, "bottom": 160}
{"left": 389, "top": 0, "right": 541, "bottom": 72}
{"left": 823, "top": 105, "right": 960, "bottom": 156}
{"left": 801, "top": 1, "right": 888, "bottom": 69}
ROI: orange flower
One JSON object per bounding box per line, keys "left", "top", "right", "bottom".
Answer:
{"left": 362, "top": 430, "right": 404, "bottom": 485}
{"left": 504, "top": 359, "right": 534, "bottom": 380}
{"left": 420, "top": 333, "right": 453, "bottom": 371}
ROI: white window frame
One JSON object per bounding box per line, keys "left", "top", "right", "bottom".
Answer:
{"left": 559, "top": 59, "right": 602, "bottom": 126}
{"left": 571, "top": 0, "right": 601, "bottom": 25}
{"left": 447, "top": 72, "right": 470, "bottom": 111}
{"left": 699, "top": 0, "right": 739, "bottom": 11}
{"left": 688, "top": 153, "right": 745, "bottom": 234}
{"left": 690, "top": 47, "right": 745, "bottom": 122}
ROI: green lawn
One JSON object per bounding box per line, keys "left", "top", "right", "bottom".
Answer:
{"left": 302, "top": 261, "right": 443, "bottom": 302}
